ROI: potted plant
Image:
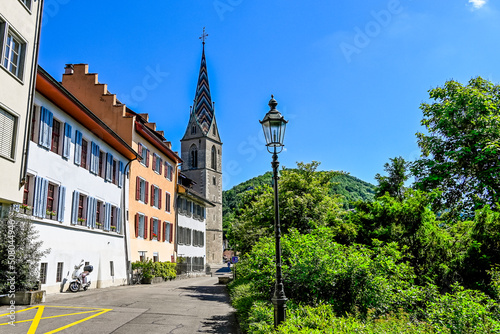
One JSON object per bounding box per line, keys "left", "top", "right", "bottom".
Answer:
{"left": 96, "top": 222, "right": 102, "bottom": 229}
{"left": 20, "top": 204, "right": 32, "bottom": 214}
{"left": 77, "top": 217, "right": 86, "bottom": 224}
{"left": 111, "top": 226, "right": 116, "bottom": 231}
{"left": 46, "top": 210, "right": 56, "bottom": 219}
{"left": 152, "top": 233, "right": 157, "bottom": 240}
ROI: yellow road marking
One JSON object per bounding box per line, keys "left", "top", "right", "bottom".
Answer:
{"left": 0, "top": 305, "right": 112, "bottom": 333}
{"left": 0, "top": 309, "right": 103, "bottom": 325}
{"left": 27, "top": 306, "right": 44, "bottom": 334}
{"left": 44, "top": 309, "right": 112, "bottom": 334}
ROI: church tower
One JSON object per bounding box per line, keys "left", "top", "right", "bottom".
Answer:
{"left": 181, "top": 30, "right": 223, "bottom": 265}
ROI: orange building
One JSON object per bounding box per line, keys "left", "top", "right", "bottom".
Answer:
{"left": 61, "top": 64, "right": 182, "bottom": 263}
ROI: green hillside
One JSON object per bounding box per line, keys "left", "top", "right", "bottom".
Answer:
{"left": 223, "top": 171, "right": 375, "bottom": 216}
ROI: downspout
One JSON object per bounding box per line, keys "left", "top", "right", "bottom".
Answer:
{"left": 122, "top": 157, "right": 137, "bottom": 285}
{"left": 174, "top": 163, "right": 180, "bottom": 263}
{"left": 20, "top": 0, "right": 45, "bottom": 187}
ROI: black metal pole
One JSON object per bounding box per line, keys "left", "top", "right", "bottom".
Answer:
{"left": 271, "top": 147, "right": 287, "bottom": 327}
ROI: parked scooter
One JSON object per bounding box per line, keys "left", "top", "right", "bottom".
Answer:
{"left": 68, "top": 259, "right": 93, "bottom": 292}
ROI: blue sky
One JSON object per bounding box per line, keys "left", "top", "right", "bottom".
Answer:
{"left": 38, "top": 0, "right": 500, "bottom": 190}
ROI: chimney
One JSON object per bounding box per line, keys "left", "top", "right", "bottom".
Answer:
{"left": 64, "top": 64, "right": 74, "bottom": 75}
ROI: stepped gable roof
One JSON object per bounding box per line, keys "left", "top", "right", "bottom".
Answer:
{"left": 192, "top": 43, "right": 214, "bottom": 135}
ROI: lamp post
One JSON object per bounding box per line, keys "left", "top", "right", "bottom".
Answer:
{"left": 260, "top": 95, "right": 288, "bottom": 328}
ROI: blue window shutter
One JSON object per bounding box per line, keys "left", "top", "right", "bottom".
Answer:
{"left": 90, "top": 142, "right": 96, "bottom": 174}
{"left": 57, "top": 186, "right": 66, "bottom": 222}
{"left": 93, "top": 198, "right": 97, "bottom": 228}
{"left": 116, "top": 207, "right": 121, "bottom": 233}
{"left": 74, "top": 130, "right": 82, "bottom": 166}
{"left": 40, "top": 179, "right": 49, "bottom": 218}
{"left": 105, "top": 153, "right": 114, "bottom": 182}
{"left": 104, "top": 203, "right": 111, "bottom": 230}
{"left": 95, "top": 144, "right": 100, "bottom": 174}
{"left": 46, "top": 111, "right": 53, "bottom": 149}
{"left": 62, "top": 123, "right": 72, "bottom": 158}
{"left": 118, "top": 161, "right": 124, "bottom": 188}
{"left": 71, "top": 191, "right": 79, "bottom": 224}
{"left": 38, "top": 107, "right": 46, "bottom": 147}
{"left": 33, "top": 176, "right": 41, "bottom": 217}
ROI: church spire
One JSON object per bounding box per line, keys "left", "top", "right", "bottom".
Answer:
{"left": 192, "top": 27, "right": 214, "bottom": 135}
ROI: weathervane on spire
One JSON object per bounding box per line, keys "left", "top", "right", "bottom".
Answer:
{"left": 200, "top": 27, "right": 208, "bottom": 45}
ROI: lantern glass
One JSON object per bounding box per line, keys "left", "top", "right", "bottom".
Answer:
{"left": 262, "top": 118, "right": 287, "bottom": 147}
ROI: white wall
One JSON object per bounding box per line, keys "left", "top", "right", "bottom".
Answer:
{"left": 0, "top": 0, "right": 42, "bottom": 204}
{"left": 28, "top": 93, "right": 128, "bottom": 293}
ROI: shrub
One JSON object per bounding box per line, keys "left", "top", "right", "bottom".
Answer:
{"left": 131, "top": 260, "right": 176, "bottom": 280}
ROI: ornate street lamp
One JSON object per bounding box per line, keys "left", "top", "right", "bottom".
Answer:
{"left": 260, "top": 95, "right": 288, "bottom": 327}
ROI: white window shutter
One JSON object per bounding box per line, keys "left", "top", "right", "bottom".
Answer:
{"left": 104, "top": 203, "right": 111, "bottom": 230}
{"left": 86, "top": 197, "right": 93, "bottom": 227}
{"left": 38, "top": 107, "right": 46, "bottom": 147}
{"left": 33, "top": 176, "right": 41, "bottom": 217}
{"left": 71, "top": 191, "right": 79, "bottom": 224}
{"left": 57, "top": 186, "right": 66, "bottom": 222}
{"left": 40, "top": 179, "right": 49, "bottom": 218}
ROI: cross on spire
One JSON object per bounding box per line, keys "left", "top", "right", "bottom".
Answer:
{"left": 199, "top": 27, "right": 208, "bottom": 45}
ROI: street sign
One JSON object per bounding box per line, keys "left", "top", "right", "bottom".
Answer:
{"left": 231, "top": 256, "right": 238, "bottom": 264}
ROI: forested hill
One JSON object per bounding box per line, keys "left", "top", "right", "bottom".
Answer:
{"left": 223, "top": 171, "right": 375, "bottom": 216}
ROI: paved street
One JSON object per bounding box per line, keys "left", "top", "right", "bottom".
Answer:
{"left": 0, "top": 270, "right": 239, "bottom": 334}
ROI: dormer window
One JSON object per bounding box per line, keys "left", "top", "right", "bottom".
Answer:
{"left": 191, "top": 125, "right": 197, "bottom": 135}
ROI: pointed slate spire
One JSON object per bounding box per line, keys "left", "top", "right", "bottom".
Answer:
{"left": 192, "top": 28, "right": 214, "bottom": 135}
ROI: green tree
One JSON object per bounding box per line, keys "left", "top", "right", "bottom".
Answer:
{"left": 0, "top": 209, "right": 50, "bottom": 293}
{"left": 374, "top": 156, "right": 409, "bottom": 201}
{"left": 412, "top": 77, "right": 500, "bottom": 217}
{"left": 226, "top": 162, "right": 346, "bottom": 254}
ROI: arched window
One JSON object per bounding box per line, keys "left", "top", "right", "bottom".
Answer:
{"left": 211, "top": 146, "right": 216, "bottom": 170}
{"left": 190, "top": 145, "right": 198, "bottom": 168}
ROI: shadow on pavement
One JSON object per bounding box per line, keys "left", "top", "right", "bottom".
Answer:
{"left": 200, "top": 314, "right": 239, "bottom": 334}
{"left": 179, "top": 285, "right": 229, "bottom": 303}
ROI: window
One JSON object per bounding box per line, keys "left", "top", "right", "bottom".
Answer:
{"left": 78, "top": 194, "right": 85, "bottom": 225}
{"left": 112, "top": 160, "right": 117, "bottom": 184}
{"left": 193, "top": 230, "right": 205, "bottom": 247}
{"left": 211, "top": 146, "right": 216, "bottom": 170}
{"left": 98, "top": 151, "right": 104, "bottom": 177}
{"left": 191, "top": 125, "right": 196, "bottom": 135}
{"left": 56, "top": 262, "right": 63, "bottom": 282}
{"left": 138, "top": 143, "right": 149, "bottom": 167}
{"left": 81, "top": 139, "right": 88, "bottom": 169}
{"left": 165, "top": 192, "right": 171, "bottom": 213}
{"left": 39, "top": 263, "right": 48, "bottom": 284}
{"left": 178, "top": 226, "right": 192, "bottom": 245}
{"left": 32, "top": 177, "right": 66, "bottom": 222}
{"left": 2, "top": 29, "right": 26, "bottom": 79}
{"left": 163, "top": 222, "right": 172, "bottom": 243}
{"left": 151, "top": 185, "right": 161, "bottom": 209}
{"left": 135, "top": 213, "right": 147, "bottom": 239}
{"left": 139, "top": 251, "right": 146, "bottom": 262}
{"left": 136, "top": 177, "right": 148, "bottom": 203}
{"left": 0, "top": 107, "right": 17, "bottom": 160}
{"left": 110, "top": 261, "right": 114, "bottom": 276}
{"left": 96, "top": 201, "right": 103, "bottom": 228}
{"left": 189, "top": 145, "right": 198, "bottom": 168}
{"left": 213, "top": 176, "right": 216, "bottom": 185}
{"left": 153, "top": 253, "right": 159, "bottom": 262}
{"left": 20, "top": 0, "right": 32, "bottom": 10}
{"left": 152, "top": 153, "right": 162, "bottom": 174}
{"left": 165, "top": 162, "right": 173, "bottom": 181}
{"left": 151, "top": 217, "right": 159, "bottom": 240}
{"left": 50, "top": 119, "right": 61, "bottom": 154}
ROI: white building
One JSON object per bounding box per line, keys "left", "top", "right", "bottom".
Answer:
{"left": 23, "top": 67, "right": 137, "bottom": 294}
{"left": 176, "top": 173, "right": 214, "bottom": 274}
{"left": 0, "top": 0, "right": 44, "bottom": 213}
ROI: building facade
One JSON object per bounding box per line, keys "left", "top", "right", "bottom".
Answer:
{"left": 61, "top": 64, "right": 182, "bottom": 263}
{"left": 0, "top": 0, "right": 44, "bottom": 213}
{"left": 181, "top": 43, "right": 223, "bottom": 265}
{"left": 27, "top": 67, "right": 137, "bottom": 294}
{"left": 176, "top": 173, "right": 214, "bottom": 274}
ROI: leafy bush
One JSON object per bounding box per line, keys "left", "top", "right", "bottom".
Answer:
{"left": 131, "top": 260, "right": 176, "bottom": 280}
{"left": 0, "top": 210, "right": 50, "bottom": 292}
{"left": 424, "top": 284, "right": 500, "bottom": 333}
{"left": 234, "top": 229, "right": 415, "bottom": 318}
